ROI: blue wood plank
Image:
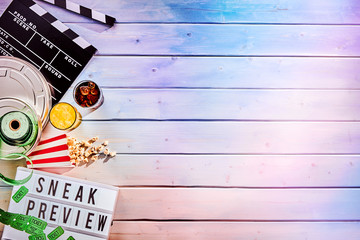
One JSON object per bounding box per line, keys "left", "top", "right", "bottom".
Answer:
{"left": 78, "top": 56, "right": 360, "bottom": 89}
{"left": 67, "top": 24, "right": 360, "bottom": 56}
{"left": 0, "top": 0, "right": 358, "bottom": 24}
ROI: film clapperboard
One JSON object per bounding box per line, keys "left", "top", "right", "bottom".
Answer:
{"left": 0, "top": 0, "right": 115, "bottom": 102}
{"left": 2, "top": 167, "right": 119, "bottom": 240}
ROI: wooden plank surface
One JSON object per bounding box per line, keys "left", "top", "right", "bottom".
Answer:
{"left": 110, "top": 221, "right": 360, "bottom": 240}
{"left": 0, "top": 159, "right": 27, "bottom": 187}
{"left": 0, "top": 187, "right": 10, "bottom": 210}
{"left": 5, "top": 154, "right": 360, "bottom": 188}
{"left": 60, "top": 89, "right": 360, "bottom": 121}
{"left": 1, "top": 0, "right": 360, "bottom": 24}
{"left": 42, "top": 121, "right": 360, "bottom": 154}
{"left": 114, "top": 188, "right": 360, "bottom": 220}
{"left": 3, "top": 186, "right": 360, "bottom": 220}
{"left": 3, "top": 187, "right": 360, "bottom": 237}
{"left": 1, "top": 0, "right": 360, "bottom": 238}
{"left": 3, "top": 221, "right": 360, "bottom": 240}
{"left": 79, "top": 56, "right": 360, "bottom": 89}
{"left": 66, "top": 24, "right": 360, "bottom": 56}
{"left": 58, "top": 155, "right": 360, "bottom": 188}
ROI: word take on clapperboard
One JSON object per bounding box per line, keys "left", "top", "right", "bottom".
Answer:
{"left": 2, "top": 167, "right": 119, "bottom": 240}
{"left": 0, "top": 0, "right": 114, "bottom": 102}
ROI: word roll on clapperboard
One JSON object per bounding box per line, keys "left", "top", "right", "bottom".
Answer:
{"left": 0, "top": 0, "right": 105, "bottom": 102}
{"left": 0, "top": 0, "right": 119, "bottom": 239}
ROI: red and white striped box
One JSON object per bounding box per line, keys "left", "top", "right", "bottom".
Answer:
{"left": 27, "top": 134, "right": 73, "bottom": 168}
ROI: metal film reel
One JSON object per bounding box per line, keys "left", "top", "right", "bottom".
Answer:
{"left": 0, "top": 56, "right": 52, "bottom": 127}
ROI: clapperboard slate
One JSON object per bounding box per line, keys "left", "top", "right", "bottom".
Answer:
{"left": 0, "top": 0, "right": 97, "bottom": 102}
{"left": 2, "top": 167, "right": 119, "bottom": 240}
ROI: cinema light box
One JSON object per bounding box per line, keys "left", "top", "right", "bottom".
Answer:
{"left": 3, "top": 167, "right": 119, "bottom": 240}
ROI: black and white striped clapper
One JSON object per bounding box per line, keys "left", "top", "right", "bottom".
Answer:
{"left": 39, "top": 0, "right": 116, "bottom": 26}
{"left": 0, "top": 0, "right": 98, "bottom": 102}
{"left": 24, "top": 0, "right": 97, "bottom": 53}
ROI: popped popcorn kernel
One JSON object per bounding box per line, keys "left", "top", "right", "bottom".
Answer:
{"left": 104, "top": 148, "right": 110, "bottom": 155}
{"left": 67, "top": 136, "right": 116, "bottom": 166}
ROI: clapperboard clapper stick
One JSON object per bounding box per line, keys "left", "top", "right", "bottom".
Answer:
{"left": 0, "top": 0, "right": 98, "bottom": 102}
{"left": 38, "top": 0, "right": 116, "bottom": 26}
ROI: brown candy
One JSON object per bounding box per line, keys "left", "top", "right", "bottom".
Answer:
{"left": 80, "top": 86, "right": 90, "bottom": 95}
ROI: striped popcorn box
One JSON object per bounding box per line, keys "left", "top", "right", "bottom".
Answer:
{"left": 27, "top": 134, "right": 73, "bottom": 168}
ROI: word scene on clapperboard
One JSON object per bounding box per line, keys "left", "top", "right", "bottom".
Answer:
{"left": 0, "top": 0, "right": 118, "bottom": 240}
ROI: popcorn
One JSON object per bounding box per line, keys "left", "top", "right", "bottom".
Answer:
{"left": 89, "top": 136, "right": 99, "bottom": 143}
{"left": 104, "top": 148, "right": 110, "bottom": 155}
{"left": 89, "top": 146, "right": 96, "bottom": 153}
{"left": 84, "top": 151, "right": 91, "bottom": 158}
{"left": 96, "top": 145, "right": 104, "bottom": 152}
{"left": 67, "top": 136, "right": 116, "bottom": 166}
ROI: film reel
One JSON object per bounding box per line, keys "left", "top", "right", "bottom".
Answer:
{"left": 0, "top": 97, "right": 42, "bottom": 159}
{"left": 0, "top": 56, "right": 52, "bottom": 127}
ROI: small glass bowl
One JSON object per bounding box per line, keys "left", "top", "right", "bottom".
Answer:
{"left": 49, "top": 102, "right": 82, "bottom": 131}
{"left": 73, "top": 80, "right": 104, "bottom": 110}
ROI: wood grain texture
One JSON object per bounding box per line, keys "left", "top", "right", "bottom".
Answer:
{"left": 42, "top": 121, "right": 360, "bottom": 154}
{"left": 59, "top": 88, "right": 360, "bottom": 121}
{"left": 0, "top": 187, "right": 11, "bottom": 212}
{"left": 109, "top": 221, "right": 360, "bottom": 240}
{"left": 3, "top": 221, "right": 360, "bottom": 239}
{"left": 5, "top": 186, "right": 360, "bottom": 220}
{"left": 1, "top": 0, "right": 360, "bottom": 238}
{"left": 1, "top": 0, "right": 360, "bottom": 24}
{"left": 67, "top": 24, "right": 360, "bottom": 56}
{"left": 79, "top": 56, "right": 360, "bottom": 89}
{"left": 112, "top": 188, "right": 360, "bottom": 220}
{"left": 54, "top": 155, "right": 360, "bottom": 188}
{"left": 0, "top": 160, "right": 27, "bottom": 187}
{"left": 4, "top": 155, "right": 360, "bottom": 188}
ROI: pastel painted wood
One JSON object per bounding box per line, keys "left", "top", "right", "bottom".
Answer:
{"left": 4, "top": 154, "right": 360, "bottom": 188}
{"left": 79, "top": 56, "right": 360, "bottom": 89}
{"left": 2, "top": 0, "right": 360, "bottom": 24}
{"left": 3, "top": 222, "right": 360, "bottom": 239}
{"left": 0, "top": 159, "right": 26, "bottom": 187}
{"left": 62, "top": 89, "right": 360, "bottom": 121}
{"left": 110, "top": 222, "right": 360, "bottom": 240}
{"left": 109, "top": 188, "right": 360, "bottom": 220}
{"left": 0, "top": 187, "right": 10, "bottom": 212}
{"left": 58, "top": 155, "right": 360, "bottom": 188}
{"left": 2, "top": 222, "right": 360, "bottom": 240}
{"left": 47, "top": 121, "right": 360, "bottom": 154}
{"left": 1, "top": 0, "right": 360, "bottom": 238}
{"left": 68, "top": 24, "right": 360, "bottom": 56}
{"left": 5, "top": 185, "right": 360, "bottom": 221}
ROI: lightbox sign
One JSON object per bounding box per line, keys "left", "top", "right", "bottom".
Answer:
{"left": 2, "top": 167, "right": 119, "bottom": 240}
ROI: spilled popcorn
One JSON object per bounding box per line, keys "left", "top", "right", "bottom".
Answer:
{"left": 67, "top": 136, "right": 116, "bottom": 166}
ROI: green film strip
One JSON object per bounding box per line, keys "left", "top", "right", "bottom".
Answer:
{"left": 0, "top": 111, "right": 34, "bottom": 146}
{"left": 0, "top": 110, "right": 38, "bottom": 186}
